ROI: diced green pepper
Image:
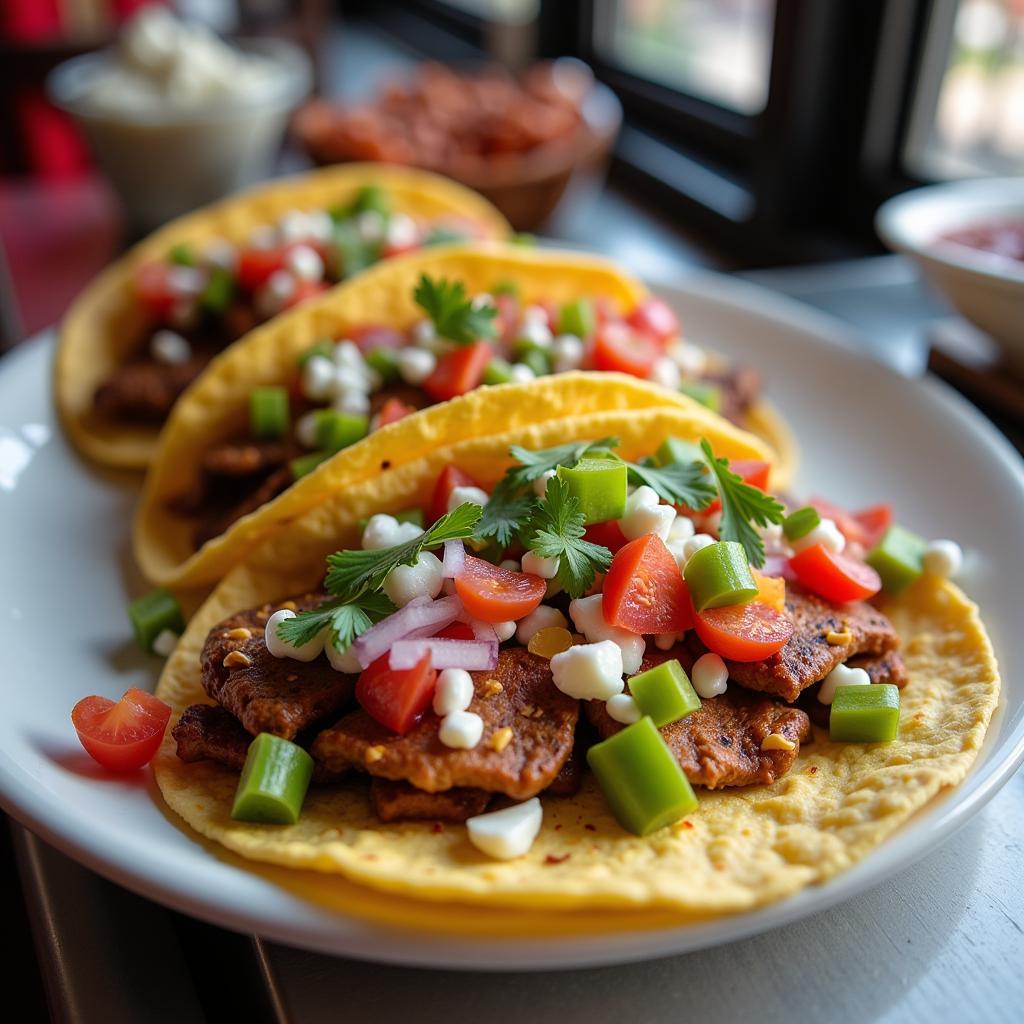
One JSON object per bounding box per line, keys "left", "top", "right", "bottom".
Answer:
{"left": 483, "top": 358, "right": 515, "bottom": 386}
{"left": 290, "top": 452, "right": 328, "bottom": 479}
{"left": 345, "top": 184, "right": 391, "bottom": 219}
{"left": 333, "top": 220, "right": 381, "bottom": 276}
{"left": 297, "top": 339, "right": 335, "bottom": 368}
{"left": 231, "top": 733, "right": 314, "bottom": 825}
{"left": 557, "top": 455, "right": 628, "bottom": 524}
{"left": 394, "top": 507, "right": 424, "bottom": 527}
{"left": 678, "top": 380, "right": 721, "bottom": 411}
{"left": 655, "top": 436, "right": 706, "bottom": 468}
{"left": 199, "top": 266, "right": 234, "bottom": 313}
{"left": 783, "top": 506, "right": 821, "bottom": 542}
{"left": 314, "top": 410, "right": 369, "bottom": 453}
{"left": 423, "top": 226, "right": 468, "bottom": 247}
{"left": 249, "top": 387, "right": 290, "bottom": 440}
{"left": 517, "top": 347, "right": 552, "bottom": 377}
{"left": 829, "top": 684, "right": 900, "bottom": 743}
{"left": 168, "top": 242, "right": 195, "bottom": 266}
{"left": 587, "top": 717, "right": 698, "bottom": 836}
{"left": 365, "top": 346, "right": 400, "bottom": 383}
{"left": 491, "top": 280, "right": 519, "bottom": 297}
{"left": 128, "top": 589, "right": 185, "bottom": 654}
{"left": 866, "top": 525, "right": 927, "bottom": 594}
{"left": 684, "top": 540, "right": 758, "bottom": 611}
{"left": 558, "top": 298, "right": 595, "bottom": 339}
{"left": 628, "top": 659, "right": 701, "bottom": 727}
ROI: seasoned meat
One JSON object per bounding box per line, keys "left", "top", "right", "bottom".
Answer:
{"left": 93, "top": 354, "right": 212, "bottom": 423}
{"left": 370, "top": 779, "right": 492, "bottom": 823}
{"left": 200, "top": 594, "right": 356, "bottom": 740}
{"left": 848, "top": 649, "right": 907, "bottom": 686}
{"left": 688, "top": 585, "right": 901, "bottom": 702}
{"left": 700, "top": 364, "right": 761, "bottom": 424}
{"left": 171, "top": 702, "right": 341, "bottom": 783}
{"left": 199, "top": 440, "right": 293, "bottom": 480}
{"left": 586, "top": 647, "right": 811, "bottom": 788}
{"left": 194, "top": 463, "right": 294, "bottom": 548}
{"left": 312, "top": 648, "right": 579, "bottom": 799}
{"left": 544, "top": 727, "right": 588, "bottom": 797}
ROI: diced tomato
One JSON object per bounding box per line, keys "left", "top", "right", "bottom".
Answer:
{"left": 376, "top": 396, "right": 415, "bottom": 428}
{"left": 356, "top": 653, "right": 437, "bottom": 735}
{"left": 603, "top": 534, "right": 694, "bottom": 635}
{"left": 584, "top": 519, "right": 628, "bottom": 554}
{"left": 282, "top": 280, "right": 328, "bottom": 310}
{"left": 71, "top": 688, "right": 172, "bottom": 772}
{"left": 592, "top": 296, "right": 621, "bottom": 327}
{"left": 494, "top": 292, "right": 521, "bottom": 342}
{"left": 751, "top": 570, "right": 786, "bottom": 612}
{"left": 437, "top": 622, "right": 475, "bottom": 641}
{"left": 694, "top": 602, "right": 794, "bottom": 662}
{"left": 236, "top": 246, "right": 287, "bottom": 291}
{"left": 852, "top": 505, "right": 893, "bottom": 549}
{"left": 134, "top": 261, "right": 176, "bottom": 319}
{"left": 347, "top": 324, "right": 407, "bottom": 353}
{"left": 380, "top": 239, "right": 420, "bottom": 259}
{"left": 704, "top": 460, "right": 771, "bottom": 514}
{"left": 454, "top": 555, "right": 547, "bottom": 623}
{"left": 423, "top": 341, "right": 492, "bottom": 402}
{"left": 789, "top": 543, "right": 882, "bottom": 603}
{"left": 592, "top": 322, "right": 660, "bottom": 378}
{"left": 627, "top": 297, "right": 680, "bottom": 345}
{"left": 428, "top": 465, "right": 480, "bottom": 525}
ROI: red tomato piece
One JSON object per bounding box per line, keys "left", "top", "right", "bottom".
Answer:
{"left": 852, "top": 504, "right": 893, "bottom": 549}
{"left": 423, "top": 341, "right": 492, "bottom": 402}
{"left": 454, "top": 555, "right": 547, "bottom": 623}
{"left": 356, "top": 654, "right": 437, "bottom": 735}
{"left": 428, "top": 465, "right": 480, "bottom": 525}
{"left": 584, "top": 519, "right": 629, "bottom": 554}
{"left": 236, "top": 246, "right": 287, "bottom": 291}
{"left": 282, "top": 280, "right": 328, "bottom": 310}
{"left": 694, "top": 602, "right": 794, "bottom": 662}
{"left": 71, "top": 688, "right": 172, "bottom": 772}
{"left": 602, "top": 534, "right": 694, "bottom": 635}
{"left": 134, "top": 261, "right": 176, "bottom": 319}
{"left": 376, "top": 396, "right": 415, "bottom": 428}
{"left": 347, "top": 324, "right": 407, "bottom": 353}
{"left": 627, "top": 297, "right": 680, "bottom": 345}
{"left": 789, "top": 543, "right": 882, "bottom": 603}
{"left": 592, "top": 322, "right": 660, "bottom": 378}
{"left": 437, "top": 622, "right": 475, "bottom": 641}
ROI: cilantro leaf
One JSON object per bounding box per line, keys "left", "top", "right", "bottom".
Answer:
{"left": 413, "top": 275, "right": 497, "bottom": 344}
{"left": 699, "top": 438, "right": 785, "bottom": 568}
{"left": 526, "top": 477, "right": 612, "bottom": 598}
{"left": 504, "top": 437, "right": 619, "bottom": 491}
{"left": 277, "top": 591, "right": 396, "bottom": 652}
{"left": 475, "top": 480, "right": 539, "bottom": 548}
{"left": 625, "top": 459, "right": 716, "bottom": 511}
{"left": 324, "top": 502, "right": 482, "bottom": 600}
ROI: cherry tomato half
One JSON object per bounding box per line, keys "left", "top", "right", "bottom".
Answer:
{"left": 584, "top": 519, "right": 628, "bottom": 554}
{"left": 694, "top": 602, "right": 794, "bottom": 662}
{"left": 789, "top": 543, "right": 882, "bottom": 603}
{"left": 602, "top": 534, "right": 693, "bottom": 635}
{"left": 71, "top": 688, "right": 172, "bottom": 772}
{"left": 236, "top": 246, "right": 287, "bottom": 291}
{"left": 134, "top": 262, "right": 176, "bottom": 320}
{"left": 356, "top": 653, "right": 437, "bottom": 735}
{"left": 592, "top": 322, "right": 660, "bottom": 378}
{"left": 454, "top": 556, "right": 547, "bottom": 623}
{"left": 627, "top": 297, "right": 680, "bottom": 345}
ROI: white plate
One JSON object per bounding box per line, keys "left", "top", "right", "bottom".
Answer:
{"left": 2, "top": 273, "right": 1023, "bottom": 970}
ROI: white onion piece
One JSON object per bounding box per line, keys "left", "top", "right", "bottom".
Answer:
{"left": 351, "top": 595, "right": 461, "bottom": 668}
{"left": 389, "top": 637, "right": 498, "bottom": 671}
{"left": 460, "top": 615, "right": 498, "bottom": 643}
{"left": 442, "top": 539, "right": 466, "bottom": 578}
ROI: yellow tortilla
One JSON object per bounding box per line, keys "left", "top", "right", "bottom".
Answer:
{"left": 56, "top": 164, "right": 512, "bottom": 469}
{"left": 154, "top": 408, "right": 1000, "bottom": 919}
{"left": 133, "top": 244, "right": 791, "bottom": 590}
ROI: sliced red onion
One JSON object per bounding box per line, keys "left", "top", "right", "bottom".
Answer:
{"left": 389, "top": 637, "right": 498, "bottom": 671}
{"left": 460, "top": 614, "right": 498, "bottom": 643}
{"left": 761, "top": 555, "right": 798, "bottom": 582}
{"left": 351, "top": 595, "right": 461, "bottom": 669}
{"left": 442, "top": 539, "right": 466, "bottom": 578}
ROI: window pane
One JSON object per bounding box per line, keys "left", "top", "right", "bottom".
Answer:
{"left": 437, "top": 0, "right": 539, "bottom": 22}
{"left": 593, "top": 0, "right": 776, "bottom": 114}
{"left": 908, "top": 0, "right": 1024, "bottom": 178}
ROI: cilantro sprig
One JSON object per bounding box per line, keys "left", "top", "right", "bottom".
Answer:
{"left": 625, "top": 459, "right": 716, "bottom": 511}
{"left": 525, "top": 477, "right": 612, "bottom": 598}
{"left": 277, "top": 591, "right": 396, "bottom": 652}
{"left": 414, "top": 275, "right": 497, "bottom": 345}
{"left": 699, "top": 438, "right": 784, "bottom": 567}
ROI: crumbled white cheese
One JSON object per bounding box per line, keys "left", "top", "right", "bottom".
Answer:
{"left": 606, "top": 692, "right": 642, "bottom": 724}
{"left": 447, "top": 485, "right": 490, "bottom": 513}
{"left": 532, "top": 469, "right": 556, "bottom": 497}
{"left": 396, "top": 347, "right": 437, "bottom": 385}
{"left": 515, "top": 605, "right": 567, "bottom": 645}
{"left": 691, "top": 652, "right": 728, "bottom": 698}
{"left": 509, "top": 363, "right": 536, "bottom": 383}
{"left": 522, "top": 550, "right": 560, "bottom": 580}
{"left": 568, "top": 594, "right": 646, "bottom": 674}
{"left": 650, "top": 356, "right": 682, "bottom": 389}
{"left": 467, "top": 798, "right": 542, "bottom": 860}
{"left": 438, "top": 709, "right": 484, "bottom": 749}
{"left": 361, "top": 513, "right": 422, "bottom": 550}
{"left": 493, "top": 620, "right": 517, "bottom": 642}
{"left": 551, "top": 334, "right": 584, "bottom": 373}
{"left": 433, "top": 668, "right": 475, "bottom": 716}
{"left": 152, "top": 628, "right": 179, "bottom": 657}
{"left": 150, "top": 329, "right": 191, "bottom": 366}
{"left": 817, "top": 663, "right": 871, "bottom": 705}
{"left": 285, "top": 244, "right": 324, "bottom": 282}
{"left": 619, "top": 485, "right": 676, "bottom": 541}
{"left": 264, "top": 608, "right": 325, "bottom": 661}
{"left": 382, "top": 552, "right": 444, "bottom": 607}
{"left": 325, "top": 642, "right": 361, "bottom": 673}
{"left": 550, "top": 640, "right": 624, "bottom": 700}
{"left": 923, "top": 539, "right": 962, "bottom": 579}
{"left": 792, "top": 517, "right": 846, "bottom": 555}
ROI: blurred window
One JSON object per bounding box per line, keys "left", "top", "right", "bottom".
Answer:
{"left": 906, "top": 0, "right": 1024, "bottom": 177}
{"left": 436, "top": 0, "right": 540, "bottom": 21}
{"left": 592, "top": 0, "right": 776, "bottom": 114}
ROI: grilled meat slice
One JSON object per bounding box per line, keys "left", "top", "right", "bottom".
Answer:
{"left": 370, "top": 779, "right": 492, "bottom": 823}
{"left": 93, "top": 353, "right": 213, "bottom": 423}
{"left": 312, "top": 648, "right": 579, "bottom": 800}
{"left": 194, "top": 463, "right": 294, "bottom": 549}
{"left": 200, "top": 594, "right": 356, "bottom": 741}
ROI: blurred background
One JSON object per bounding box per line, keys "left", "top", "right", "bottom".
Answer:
{"left": 1, "top": 0, "right": 1022, "bottom": 345}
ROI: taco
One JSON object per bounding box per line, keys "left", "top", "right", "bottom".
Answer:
{"left": 56, "top": 163, "right": 512, "bottom": 469}
{"left": 133, "top": 245, "right": 794, "bottom": 590}
{"left": 153, "top": 404, "right": 998, "bottom": 916}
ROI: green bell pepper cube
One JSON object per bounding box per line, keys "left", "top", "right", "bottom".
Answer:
{"left": 684, "top": 541, "right": 758, "bottom": 611}
{"left": 783, "top": 506, "right": 821, "bottom": 542}
{"left": 249, "top": 387, "right": 290, "bottom": 440}
{"left": 678, "top": 380, "right": 721, "bottom": 411}
{"left": 232, "top": 733, "right": 314, "bottom": 825}
{"left": 333, "top": 183, "right": 391, "bottom": 221}
{"left": 587, "top": 717, "right": 698, "bottom": 836}
{"left": 867, "top": 525, "right": 927, "bottom": 594}
{"left": 557, "top": 455, "right": 628, "bottom": 524}
{"left": 491, "top": 279, "right": 520, "bottom": 297}
{"left": 628, "top": 659, "right": 701, "bottom": 727}
{"left": 199, "top": 266, "right": 234, "bottom": 314}
{"left": 297, "top": 339, "right": 335, "bottom": 368}
{"left": 557, "top": 298, "right": 595, "bottom": 339}
{"left": 655, "top": 436, "right": 706, "bottom": 468}
{"left": 314, "top": 410, "right": 369, "bottom": 454}
{"left": 483, "top": 358, "right": 515, "bottom": 385}
{"left": 290, "top": 451, "right": 328, "bottom": 480}
{"left": 167, "top": 242, "right": 196, "bottom": 266}
{"left": 423, "top": 226, "right": 468, "bottom": 247}
{"left": 365, "top": 346, "right": 400, "bottom": 383}
{"left": 829, "top": 684, "right": 900, "bottom": 743}
{"left": 517, "top": 347, "right": 552, "bottom": 377}
{"left": 128, "top": 589, "right": 185, "bottom": 654}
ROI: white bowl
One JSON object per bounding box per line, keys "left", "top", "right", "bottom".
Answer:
{"left": 49, "top": 38, "right": 311, "bottom": 232}
{"left": 876, "top": 178, "right": 1024, "bottom": 362}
